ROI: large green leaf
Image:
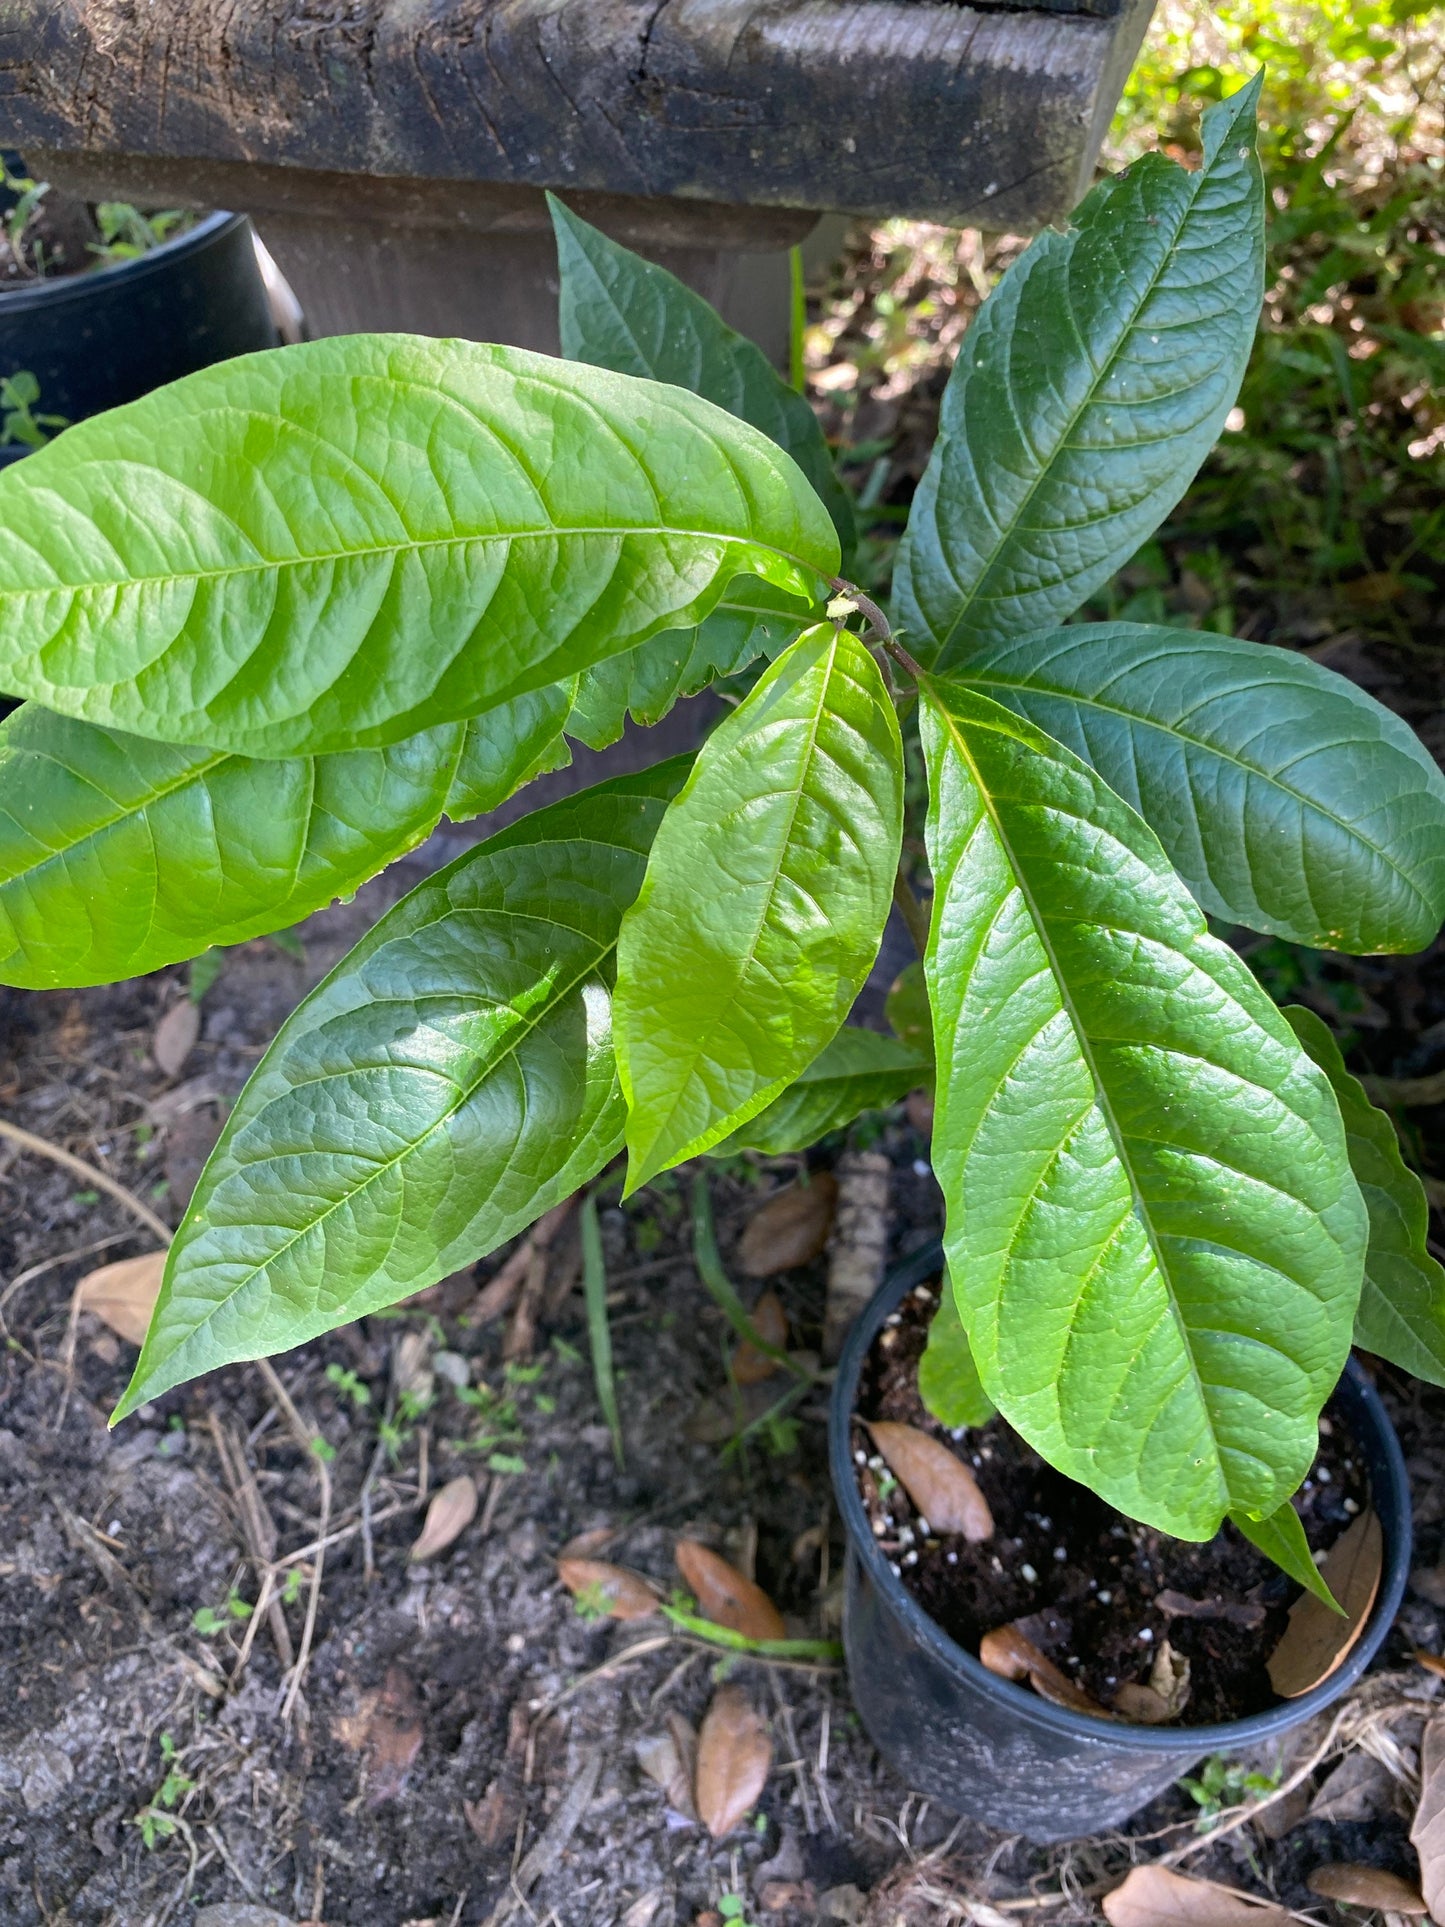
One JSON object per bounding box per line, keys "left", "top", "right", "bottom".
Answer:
{"left": 894, "top": 78, "right": 1264, "bottom": 668}
{"left": 716, "top": 1026, "right": 928, "bottom": 1156}
{"left": 616, "top": 623, "right": 903, "bottom": 1187}
{"left": 0, "top": 685, "right": 577, "bottom": 988}
{"left": 1284, "top": 1004, "right": 1445, "bottom": 1386}
{"left": 921, "top": 678, "right": 1365, "bottom": 1540}
{"left": 0, "top": 336, "right": 839, "bottom": 759}
{"left": 112, "top": 759, "right": 690, "bottom": 1421}
{"left": 962, "top": 623, "right": 1445, "bottom": 953}
{"left": 566, "top": 579, "right": 813, "bottom": 753}
{"left": 551, "top": 195, "right": 855, "bottom": 556}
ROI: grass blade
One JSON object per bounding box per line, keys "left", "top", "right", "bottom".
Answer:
{"left": 582, "top": 1191, "right": 625, "bottom": 1468}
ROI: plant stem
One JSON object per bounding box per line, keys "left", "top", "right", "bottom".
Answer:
{"left": 828, "top": 576, "right": 892, "bottom": 646}
{"left": 690, "top": 1174, "right": 812, "bottom": 1382}
{"left": 582, "top": 1191, "right": 625, "bottom": 1467}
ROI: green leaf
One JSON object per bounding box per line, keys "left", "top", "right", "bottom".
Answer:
{"left": 0, "top": 336, "right": 839, "bottom": 758}
{"left": 113, "top": 758, "right": 690, "bottom": 1421}
{"left": 895, "top": 78, "right": 1265, "bottom": 668}
{"left": 921, "top": 678, "right": 1366, "bottom": 1540}
{"left": 443, "top": 683, "right": 576, "bottom": 822}
{"left": 0, "top": 680, "right": 583, "bottom": 988}
{"left": 918, "top": 1282, "right": 996, "bottom": 1429}
{"left": 1283, "top": 1004, "right": 1445, "bottom": 1386}
{"left": 1230, "top": 1500, "right": 1343, "bottom": 1612}
{"left": 716, "top": 1026, "right": 929, "bottom": 1155}
{"left": 962, "top": 623, "right": 1445, "bottom": 954}
{"left": 884, "top": 958, "right": 933, "bottom": 1061}
{"left": 0, "top": 704, "right": 456, "bottom": 987}
{"left": 566, "top": 579, "right": 815, "bottom": 753}
{"left": 551, "top": 194, "right": 855, "bottom": 558}
{"left": 616, "top": 623, "right": 903, "bottom": 1187}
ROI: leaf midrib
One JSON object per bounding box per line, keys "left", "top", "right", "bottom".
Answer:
{"left": 926, "top": 686, "right": 1227, "bottom": 1504}
{"left": 931, "top": 150, "right": 1234, "bottom": 665}
{"left": 964, "top": 663, "right": 1436, "bottom": 914}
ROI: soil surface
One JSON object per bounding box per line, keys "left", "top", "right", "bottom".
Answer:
{"left": 854, "top": 1280, "right": 1370, "bottom": 1724}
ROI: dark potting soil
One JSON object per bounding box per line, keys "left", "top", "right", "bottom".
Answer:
{"left": 853, "top": 1276, "right": 1371, "bottom": 1726}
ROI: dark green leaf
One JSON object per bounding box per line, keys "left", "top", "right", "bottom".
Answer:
{"left": 0, "top": 337, "right": 839, "bottom": 758}
{"left": 895, "top": 78, "right": 1264, "bottom": 667}
{"left": 1284, "top": 1004, "right": 1445, "bottom": 1386}
{"left": 113, "top": 759, "right": 690, "bottom": 1420}
{"left": 963, "top": 623, "right": 1445, "bottom": 953}
{"left": 551, "top": 194, "right": 855, "bottom": 557}
{"left": 616, "top": 623, "right": 903, "bottom": 1186}
{"left": 918, "top": 1283, "right": 996, "bottom": 1429}
{"left": 716, "top": 1026, "right": 929, "bottom": 1155}
{"left": 884, "top": 958, "right": 933, "bottom": 1061}
{"left": 922, "top": 677, "right": 1365, "bottom": 1539}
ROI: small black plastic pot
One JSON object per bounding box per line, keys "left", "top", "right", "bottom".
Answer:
{"left": 829, "top": 1241, "right": 1412, "bottom": 1844}
{"left": 0, "top": 210, "right": 279, "bottom": 461}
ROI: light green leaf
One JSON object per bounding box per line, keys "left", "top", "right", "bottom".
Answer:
{"left": 895, "top": 78, "right": 1264, "bottom": 667}
{"left": 566, "top": 578, "right": 815, "bottom": 753}
{"left": 113, "top": 759, "right": 690, "bottom": 1421}
{"left": 551, "top": 194, "right": 855, "bottom": 557}
{"left": 0, "top": 336, "right": 839, "bottom": 758}
{"left": 0, "top": 681, "right": 584, "bottom": 988}
{"left": 716, "top": 1026, "right": 929, "bottom": 1156}
{"left": 444, "top": 683, "right": 576, "bottom": 822}
{"left": 963, "top": 623, "right": 1445, "bottom": 954}
{"left": 918, "top": 1282, "right": 996, "bottom": 1429}
{"left": 921, "top": 678, "right": 1366, "bottom": 1540}
{"left": 616, "top": 623, "right": 903, "bottom": 1187}
{"left": 1283, "top": 1004, "right": 1445, "bottom": 1386}
{"left": 1230, "top": 1500, "right": 1342, "bottom": 1612}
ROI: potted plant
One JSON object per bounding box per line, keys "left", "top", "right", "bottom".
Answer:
{"left": 0, "top": 161, "right": 278, "bottom": 459}
{"left": 0, "top": 75, "right": 1439, "bottom": 1834}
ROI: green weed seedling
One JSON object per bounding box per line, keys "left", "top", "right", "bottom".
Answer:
{"left": 0, "top": 77, "right": 1434, "bottom": 1593}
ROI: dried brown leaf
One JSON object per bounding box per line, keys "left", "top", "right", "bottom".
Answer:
{"left": 1156, "top": 1589, "right": 1266, "bottom": 1630}
{"left": 153, "top": 1000, "right": 200, "bottom": 1079}
{"left": 1412, "top": 1712, "right": 1445, "bottom": 1925}
{"left": 1115, "top": 1641, "right": 1191, "bottom": 1726}
{"left": 1416, "top": 1649, "right": 1445, "bottom": 1681}
{"left": 1307, "top": 1750, "right": 1398, "bottom": 1825}
{"left": 1307, "top": 1865, "right": 1427, "bottom": 1912}
{"left": 1267, "top": 1509, "right": 1382, "bottom": 1698}
{"left": 675, "top": 1539, "right": 785, "bottom": 1641}
{"left": 557, "top": 1524, "right": 616, "bottom": 1561}
{"left": 555, "top": 1557, "right": 660, "bottom": 1621}
{"left": 694, "top": 1684, "right": 772, "bottom": 1839}
{"left": 738, "top": 1174, "right": 838, "bottom": 1277}
{"left": 334, "top": 1665, "right": 424, "bottom": 1805}
{"left": 978, "top": 1623, "right": 1113, "bottom": 1720}
{"left": 74, "top": 1251, "right": 167, "bottom": 1347}
{"left": 1102, "top": 1866, "right": 1293, "bottom": 1927}
{"left": 732, "top": 1290, "right": 789, "bottom": 1384}
{"left": 408, "top": 1475, "right": 477, "bottom": 1563}
{"left": 634, "top": 1713, "right": 698, "bottom": 1820}
{"left": 866, "top": 1420, "right": 994, "bottom": 1541}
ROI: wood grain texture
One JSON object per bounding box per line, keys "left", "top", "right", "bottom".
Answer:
{"left": 0, "top": 0, "right": 1156, "bottom": 228}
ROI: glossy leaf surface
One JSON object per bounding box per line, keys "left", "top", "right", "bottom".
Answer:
{"left": 922, "top": 679, "right": 1365, "bottom": 1539}
{"left": 616, "top": 624, "right": 903, "bottom": 1186}
{"left": 895, "top": 79, "right": 1264, "bottom": 667}
{"left": 1284, "top": 1004, "right": 1445, "bottom": 1386}
{"left": 965, "top": 624, "right": 1445, "bottom": 953}
{"left": 0, "top": 336, "right": 839, "bottom": 758}
{"left": 717, "top": 1026, "right": 928, "bottom": 1156}
{"left": 918, "top": 1283, "right": 996, "bottom": 1429}
{"left": 0, "top": 683, "right": 578, "bottom": 987}
{"left": 114, "top": 760, "right": 689, "bottom": 1419}
{"left": 1231, "top": 1499, "right": 1341, "bottom": 1610}
{"left": 552, "top": 195, "right": 854, "bottom": 555}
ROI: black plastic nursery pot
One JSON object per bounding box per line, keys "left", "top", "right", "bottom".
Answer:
{"left": 0, "top": 209, "right": 279, "bottom": 459}
{"left": 829, "top": 1242, "right": 1412, "bottom": 1845}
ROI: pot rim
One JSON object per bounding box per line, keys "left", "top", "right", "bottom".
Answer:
{"left": 829, "top": 1239, "right": 1412, "bottom": 1753}
{"left": 0, "top": 210, "right": 245, "bottom": 313}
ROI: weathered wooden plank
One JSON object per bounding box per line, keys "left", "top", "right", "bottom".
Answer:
{"left": 0, "top": 0, "right": 1154, "bottom": 229}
